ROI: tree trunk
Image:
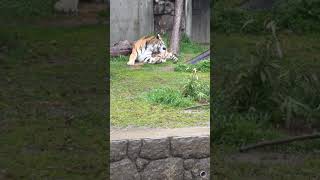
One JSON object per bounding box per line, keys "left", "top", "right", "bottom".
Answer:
{"left": 170, "top": 0, "right": 184, "bottom": 55}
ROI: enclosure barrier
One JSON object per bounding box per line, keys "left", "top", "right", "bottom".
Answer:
{"left": 110, "top": 128, "right": 210, "bottom": 180}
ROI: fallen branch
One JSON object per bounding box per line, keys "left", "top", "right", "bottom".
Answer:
{"left": 110, "top": 40, "right": 134, "bottom": 57}
{"left": 186, "top": 49, "right": 210, "bottom": 64}
{"left": 240, "top": 133, "right": 320, "bottom": 152}
{"left": 184, "top": 103, "right": 210, "bottom": 110}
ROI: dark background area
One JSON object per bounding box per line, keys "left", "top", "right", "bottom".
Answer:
{"left": 212, "top": 0, "right": 320, "bottom": 179}
{"left": 0, "top": 0, "right": 109, "bottom": 179}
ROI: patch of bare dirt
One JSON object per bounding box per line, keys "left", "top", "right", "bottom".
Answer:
{"left": 160, "top": 66, "right": 175, "bottom": 72}
{"left": 128, "top": 63, "right": 144, "bottom": 70}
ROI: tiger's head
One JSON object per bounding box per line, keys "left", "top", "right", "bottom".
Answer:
{"left": 155, "top": 34, "right": 167, "bottom": 54}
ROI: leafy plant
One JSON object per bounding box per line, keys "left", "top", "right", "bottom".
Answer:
{"left": 224, "top": 34, "right": 320, "bottom": 129}
{"left": 182, "top": 68, "right": 210, "bottom": 103}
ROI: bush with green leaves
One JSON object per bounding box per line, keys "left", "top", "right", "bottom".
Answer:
{"left": 274, "top": 0, "right": 320, "bottom": 32}
{"left": 223, "top": 36, "right": 320, "bottom": 129}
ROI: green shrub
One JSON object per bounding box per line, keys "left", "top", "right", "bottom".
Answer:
{"left": 182, "top": 69, "right": 210, "bottom": 103}
{"left": 145, "top": 87, "right": 193, "bottom": 107}
{"left": 222, "top": 37, "right": 320, "bottom": 129}
{"left": 274, "top": 0, "right": 320, "bottom": 32}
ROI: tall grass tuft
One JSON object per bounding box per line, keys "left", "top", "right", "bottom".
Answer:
{"left": 182, "top": 68, "right": 210, "bottom": 103}
{"left": 145, "top": 87, "right": 193, "bottom": 107}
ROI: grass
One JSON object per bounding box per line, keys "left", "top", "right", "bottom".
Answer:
{"left": 110, "top": 37, "right": 210, "bottom": 128}
{"left": 174, "top": 59, "right": 210, "bottom": 72}
{"left": 213, "top": 146, "right": 320, "bottom": 180}
{"left": 0, "top": 20, "right": 107, "bottom": 178}
{"left": 145, "top": 87, "right": 194, "bottom": 108}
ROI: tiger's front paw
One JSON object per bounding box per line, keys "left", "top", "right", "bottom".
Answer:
{"left": 127, "top": 61, "right": 135, "bottom": 66}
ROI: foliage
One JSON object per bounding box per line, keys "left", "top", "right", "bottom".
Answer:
{"left": 213, "top": 7, "right": 269, "bottom": 33}
{"left": 212, "top": 111, "right": 280, "bottom": 146}
{"left": 0, "top": 0, "right": 58, "bottom": 17}
{"left": 174, "top": 59, "right": 210, "bottom": 72}
{"left": 145, "top": 69, "right": 210, "bottom": 107}
{"left": 182, "top": 69, "right": 210, "bottom": 103}
{"left": 222, "top": 35, "right": 320, "bottom": 129}
{"left": 145, "top": 87, "right": 193, "bottom": 107}
{"left": 97, "top": 9, "right": 108, "bottom": 20}
{"left": 213, "top": 0, "right": 320, "bottom": 33}
{"left": 274, "top": 0, "right": 320, "bottom": 32}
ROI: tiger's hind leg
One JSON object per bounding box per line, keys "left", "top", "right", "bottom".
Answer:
{"left": 148, "top": 56, "right": 164, "bottom": 64}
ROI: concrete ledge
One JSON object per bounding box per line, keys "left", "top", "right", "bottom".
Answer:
{"left": 110, "top": 127, "right": 210, "bottom": 140}
{"left": 110, "top": 127, "right": 210, "bottom": 180}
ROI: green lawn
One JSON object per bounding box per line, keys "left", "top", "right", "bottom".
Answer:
{"left": 0, "top": 20, "right": 107, "bottom": 179}
{"left": 110, "top": 39, "right": 210, "bottom": 128}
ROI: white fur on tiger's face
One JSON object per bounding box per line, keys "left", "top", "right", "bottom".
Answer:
{"left": 127, "top": 34, "right": 178, "bottom": 65}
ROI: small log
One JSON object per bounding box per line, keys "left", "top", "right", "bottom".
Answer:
{"left": 110, "top": 40, "right": 135, "bottom": 57}
{"left": 239, "top": 133, "right": 320, "bottom": 152}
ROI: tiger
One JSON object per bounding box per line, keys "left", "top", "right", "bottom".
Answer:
{"left": 127, "top": 34, "right": 178, "bottom": 65}
{"left": 151, "top": 50, "right": 178, "bottom": 64}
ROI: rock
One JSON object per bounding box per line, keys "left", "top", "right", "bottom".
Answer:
{"left": 183, "top": 159, "right": 195, "bottom": 170}
{"left": 140, "top": 138, "right": 169, "bottom": 160}
{"left": 154, "top": 4, "right": 165, "bottom": 15}
{"left": 141, "top": 158, "right": 184, "bottom": 180}
{"left": 136, "top": 158, "right": 149, "bottom": 171}
{"left": 128, "top": 140, "right": 142, "bottom": 160}
{"left": 155, "top": 15, "right": 174, "bottom": 34}
{"left": 171, "top": 136, "right": 209, "bottom": 159}
{"left": 54, "top": 0, "right": 78, "bottom": 13}
{"left": 164, "top": 1, "right": 175, "bottom": 14}
{"left": 110, "top": 140, "right": 127, "bottom": 162}
{"left": 190, "top": 158, "right": 210, "bottom": 180}
{"left": 110, "top": 158, "right": 140, "bottom": 180}
{"left": 184, "top": 170, "right": 193, "bottom": 180}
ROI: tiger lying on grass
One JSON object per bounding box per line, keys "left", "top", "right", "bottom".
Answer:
{"left": 127, "top": 34, "right": 178, "bottom": 66}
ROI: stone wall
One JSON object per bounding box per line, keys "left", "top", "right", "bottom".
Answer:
{"left": 153, "top": 0, "right": 186, "bottom": 34}
{"left": 110, "top": 136, "right": 210, "bottom": 180}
